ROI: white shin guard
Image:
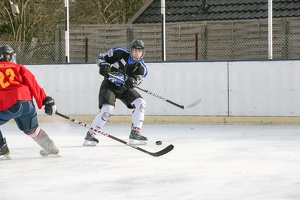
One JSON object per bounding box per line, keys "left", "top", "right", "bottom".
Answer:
{"left": 131, "top": 98, "right": 146, "bottom": 129}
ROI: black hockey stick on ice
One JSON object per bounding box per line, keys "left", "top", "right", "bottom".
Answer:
{"left": 55, "top": 111, "right": 174, "bottom": 157}
{"left": 108, "top": 73, "right": 201, "bottom": 109}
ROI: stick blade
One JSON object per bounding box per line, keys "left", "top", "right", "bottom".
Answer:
{"left": 185, "top": 98, "right": 201, "bottom": 109}
{"left": 150, "top": 144, "right": 174, "bottom": 157}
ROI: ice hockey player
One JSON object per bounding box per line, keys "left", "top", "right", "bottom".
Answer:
{"left": 0, "top": 45, "right": 59, "bottom": 159}
{"left": 83, "top": 39, "right": 148, "bottom": 146}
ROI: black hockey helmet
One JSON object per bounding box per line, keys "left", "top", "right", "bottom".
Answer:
{"left": 0, "top": 45, "right": 16, "bottom": 62}
{"left": 130, "top": 39, "right": 145, "bottom": 61}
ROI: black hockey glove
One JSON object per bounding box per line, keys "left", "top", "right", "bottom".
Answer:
{"left": 125, "top": 62, "right": 144, "bottom": 75}
{"left": 98, "top": 62, "right": 111, "bottom": 78}
{"left": 124, "top": 77, "right": 137, "bottom": 89}
{"left": 42, "top": 96, "right": 56, "bottom": 116}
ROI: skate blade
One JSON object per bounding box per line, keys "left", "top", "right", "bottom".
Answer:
{"left": 0, "top": 154, "right": 11, "bottom": 160}
{"left": 83, "top": 140, "right": 98, "bottom": 146}
{"left": 128, "top": 139, "right": 147, "bottom": 145}
{"left": 44, "top": 153, "right": 62, "bottom": 157}
{"left": 40, "top": 149, "right": 60, "bottom": 157}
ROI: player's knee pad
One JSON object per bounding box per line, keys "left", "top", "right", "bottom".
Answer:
{"left": 92, "top": 104, "right": 114, "bottom": 129}
{"left": 14, "top": 101, "right": 38, "bottom": 132}
{"left": 101, "top": 112, "right": 110, "bottom": 121}
{"left": 139, "top": 101, "right": 146, "bottom": 113}
{"left": 132, "top": 98, "right": 146, "bottom": 113}
{"left": 100, "top": 104, "right": 114, "bottom": 120}
{"left": 15, "top": 113, "right": 38, "bottom": 133}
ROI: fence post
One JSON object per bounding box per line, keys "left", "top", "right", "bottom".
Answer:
{"left": 195, "top": 33, "right": 198, "bottom": 60}
{"left": 201, "top": 24, "right": 208, "bottom": 60}
{"left": 282, "top": 19, "right": 290, "bottom": 58}
{"left": 127, "top": 25, "right": 133, "bottom": 44}
{"left": 85, "top": 37, "right": 88, "bottom": 62}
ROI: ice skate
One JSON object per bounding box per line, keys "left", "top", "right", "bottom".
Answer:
{"left": 83, "top": 131, "right": 99, "bottom": 146}
{"left": 129, "top": 127, "right": 147, "bottom": 145}
{"left": 39, "top": 142, "right": 60, "bottom": 157}
{"left": 0, "top": 138, "right": 11, "bottom": 160}
{"left": 34, "top": 131, "right": 60, "bottom": 157}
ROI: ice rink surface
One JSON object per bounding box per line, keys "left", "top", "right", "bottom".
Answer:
{"left": 1, "top": 120, "right": 300, "bottom": 200}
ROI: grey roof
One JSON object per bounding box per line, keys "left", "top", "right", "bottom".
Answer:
{"left": 130, "top": 0, "right": 300, "bottom": 24}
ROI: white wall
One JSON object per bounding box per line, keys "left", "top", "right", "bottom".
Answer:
{"left": 27, "top": 60, "right": 300, "bottom": 116}
{"left": 229, "top": 60, "right": 300, "bottom": 116}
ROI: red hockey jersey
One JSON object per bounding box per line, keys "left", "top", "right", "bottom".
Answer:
{"left": 0, "top": 61, "right": 46, "bottom": 110}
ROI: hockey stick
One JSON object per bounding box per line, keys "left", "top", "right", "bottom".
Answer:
{"left": 108, "top": 73, "right": 201, "bottom": 109}
{"left": 55, "top": 111, "right": 174, "bottom": 157}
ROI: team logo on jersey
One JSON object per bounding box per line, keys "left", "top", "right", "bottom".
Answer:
{"left": 111, "top": 62, "right": 120, "bottom": 69}
{"left": 120, "top": 58, "right": 126, "bottom": 66}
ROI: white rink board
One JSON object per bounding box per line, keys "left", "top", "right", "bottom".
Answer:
{"left": 27, "top": 62, "right": 228, "bottom": 116}
{"left": 229, "top": 60, "right": 300, "bottom": 116}
{"left": 27, "top": 64, "right": 102, "bottom": 115}
{"left": 27, "top": 60, "right": 300, "bottom": 116}
{"left": 140, "top": 62, "right": 228, "bottom": 115}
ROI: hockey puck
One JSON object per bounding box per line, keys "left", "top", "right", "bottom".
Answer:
{"left": 156, "top": 141, "right": 162, "bottom": 145}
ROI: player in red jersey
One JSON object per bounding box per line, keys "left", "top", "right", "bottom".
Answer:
{"left": 0, "top": 45, "right": 59, "bottom": 159}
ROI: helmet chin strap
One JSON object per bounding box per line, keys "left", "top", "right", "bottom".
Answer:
{"left": 132, "top": 56, "right": 141, "bottom": 61}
